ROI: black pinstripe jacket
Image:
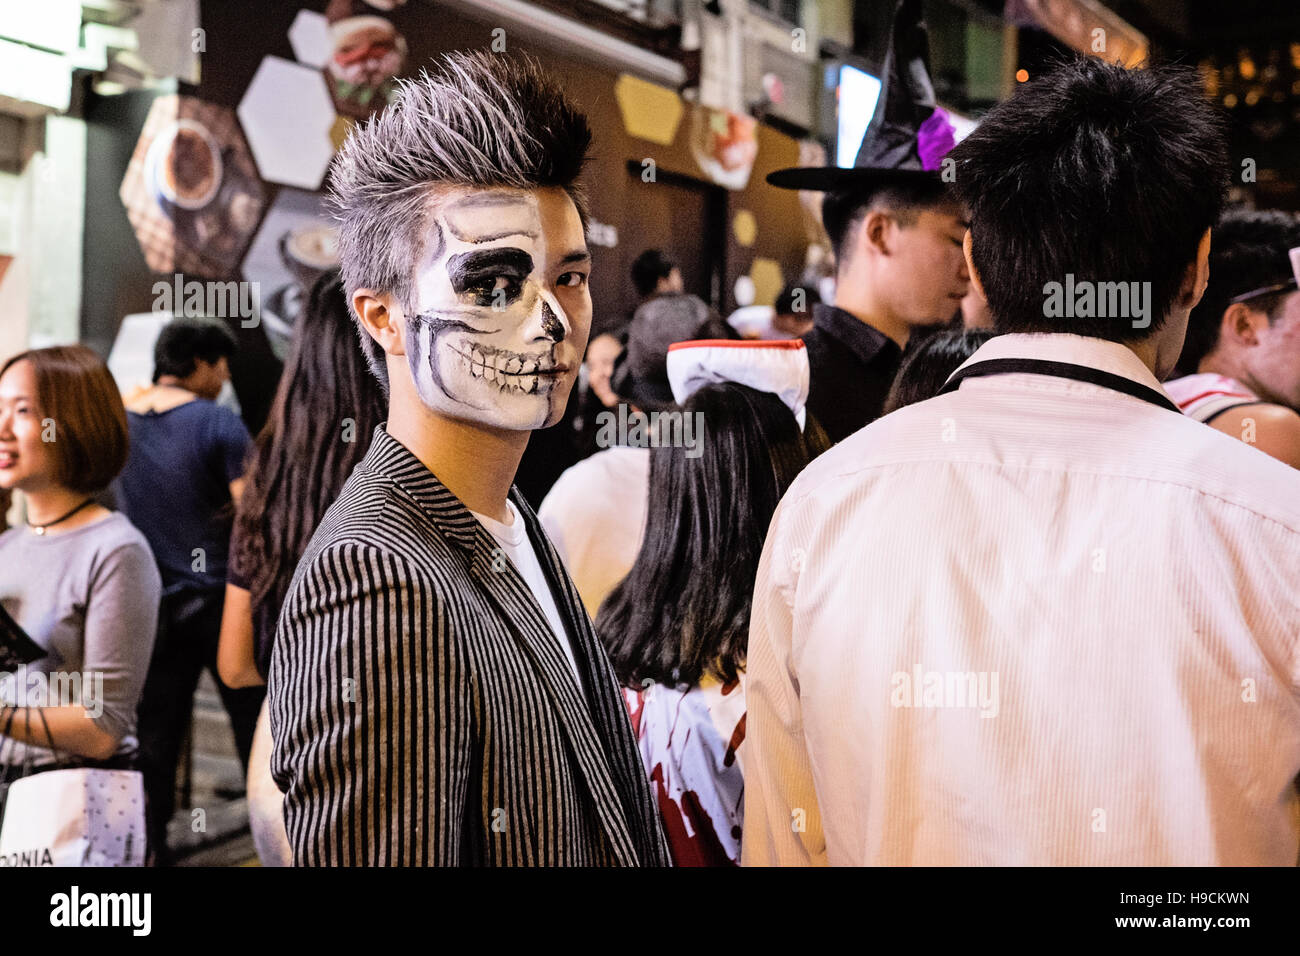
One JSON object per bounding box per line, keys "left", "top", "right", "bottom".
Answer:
{"left": 268, "top": 427, "right": 669, "bottom": 866}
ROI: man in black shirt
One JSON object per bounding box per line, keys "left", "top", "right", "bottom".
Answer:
{"left": 797, "top": 183, "right": 970, "bottom": 442}
{"left": 768, "top": 0, "right": 970, "bottom": 442}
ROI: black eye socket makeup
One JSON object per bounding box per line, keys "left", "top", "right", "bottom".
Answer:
{"left": 448, "top": 248, "right": 534, "bottom": 306}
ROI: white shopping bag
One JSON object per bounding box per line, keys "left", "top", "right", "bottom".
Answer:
{"left": 0, "top": 767, "right": 147, "bottom": 867}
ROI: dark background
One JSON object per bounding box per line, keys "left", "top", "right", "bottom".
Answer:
{"left": 79, "top": 0, "right": 808, "bottom": 434}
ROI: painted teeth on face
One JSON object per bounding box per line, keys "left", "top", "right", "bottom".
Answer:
{"left": 457, "top": 343, "right": 557, "bottom": 394}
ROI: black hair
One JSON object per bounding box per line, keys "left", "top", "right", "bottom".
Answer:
{"left": 949, "top": 56, "right": 1229, "bottom": 341}
{"left": 822, "top": 178, "right": 955, "bottom": 265}
{"left": 152, "top": 317, "right": 237, "bottom": 382}
{"left": 230, "top": 271, "right": 386, "bottom": 677}
{"left": 1176, "top": 208, "right": 1300, "bottom": 374}
{"left": 595, "top": 383, "right": 830, "bottom": 687}
{"left": 884, "top": 329, "right": 997, "bottom": 414}
{"left": 775, "top": 283, "right": 821, "bottom": 316}
{"left": 630, "top": 248, "right": 677, "bottom": 297}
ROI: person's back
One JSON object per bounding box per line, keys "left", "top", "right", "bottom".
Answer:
{"left": 743, "top": 57, "right": 1300, "bottom": 866}
{"left": 112, "top": 316, "right": 258, "bottom": 865}
{"left": 539, "top": 445, "right": 650, "bottom": 616}
{"left": 749, "top": 333, "right": 1300, "bottom": 864}
{"left": 599, "top": 354, "right": 827, "bottom": 867}
{"left": 118, "top": 398, "right": 248, "bottom": 593}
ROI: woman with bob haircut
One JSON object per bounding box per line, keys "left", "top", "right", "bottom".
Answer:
{"left": 0, "top": 345, "right": 161, "bottom": 774}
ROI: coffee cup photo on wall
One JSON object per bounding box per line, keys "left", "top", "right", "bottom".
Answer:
{"left": 120, "top": 95, "right": 267, "bottom": 278}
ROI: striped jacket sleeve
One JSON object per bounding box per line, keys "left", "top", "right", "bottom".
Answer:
{"left": 270, "top": 540, "right": 474, "bottom": 866}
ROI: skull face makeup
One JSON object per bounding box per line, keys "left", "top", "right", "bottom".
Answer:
{"left": 405, "top": 186, "right": 592, "bottom": 431}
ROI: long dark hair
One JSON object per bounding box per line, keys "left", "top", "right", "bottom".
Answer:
{"left": 595, "top": 383, "right": 829, "bottom": 687}
{"left": 884, "top": 329, "right": 995, "bottom": 414}
{"left": 231, "top": 272, "right": 385, "bottom": 656}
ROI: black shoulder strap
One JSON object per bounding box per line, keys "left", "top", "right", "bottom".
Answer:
{"left": 939, "top": 358, "right": 1182, "bottom": 414}
{"left": 1201, "top": 400, "right": 1268, "bottom": 425}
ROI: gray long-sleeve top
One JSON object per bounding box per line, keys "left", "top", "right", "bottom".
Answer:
{"left": 0, "top": 512, "right": 160, "bottom": 766}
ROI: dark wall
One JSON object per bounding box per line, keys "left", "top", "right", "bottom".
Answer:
{"left": 81, "top": 89, "right": 158, "bottom": 360}
{"left": 80, "top": 0, "right": 810, "bottom": 429}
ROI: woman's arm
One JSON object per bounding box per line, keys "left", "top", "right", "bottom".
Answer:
{"left": 0, "top": 536, "right": 163, "bottom": 763}
{"left": 66, "top": 536, "right": 162, "bottom": 761}
{"left": 217, "top": 583, "right": 265, "bottom": 688}
{"left": 0, "top": 705, "right": 120, "bottom": 761}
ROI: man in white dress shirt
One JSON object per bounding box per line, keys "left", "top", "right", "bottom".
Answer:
{"left": 744, "top": 57, "right": 1300, "bottom": 866}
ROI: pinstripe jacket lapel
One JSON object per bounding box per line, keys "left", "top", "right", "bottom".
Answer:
{"left": 371, "top": 429, "right": 667, "bottom": 866}
{"left": 509, "top": 489, "right": 670, "bottom": 866}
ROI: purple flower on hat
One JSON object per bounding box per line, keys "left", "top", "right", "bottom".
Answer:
{"left": 918, "top": 107, "right": 956, "bottom": 172}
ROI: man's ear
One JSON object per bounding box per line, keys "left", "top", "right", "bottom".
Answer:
{"left": 962, "top": 230, "right": 987, "bottom": 304}
{"left": 353, "top": 289, "right": 406, "bottom": 357}
{"left": 861, "top": 209, "right": 895, "bottom": 257}
{"left": 1175, "top": 227, "right": 1213, "bottom": 312}
{"left": 1220, "top": 301, "right": 1266, "bottom": 349}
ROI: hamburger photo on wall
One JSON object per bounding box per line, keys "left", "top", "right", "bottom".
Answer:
{"left": 325, "top": 0, "right": 408, "bottom": 120}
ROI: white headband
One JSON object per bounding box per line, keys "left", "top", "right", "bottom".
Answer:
{"left": 666, "top": 339, "right": 810, "bottom": 428}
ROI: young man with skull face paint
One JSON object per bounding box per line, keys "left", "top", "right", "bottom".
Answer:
{"left": 268, "top": 52, "right": 669, "bottom": 866}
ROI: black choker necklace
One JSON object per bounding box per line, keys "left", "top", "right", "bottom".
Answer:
{"left": 28, "top": 498, "right": 94, "bottom": 536}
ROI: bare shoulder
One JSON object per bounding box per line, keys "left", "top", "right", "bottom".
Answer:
{"left": 1211, "top": 403, "right": 1300, "bottom": 470}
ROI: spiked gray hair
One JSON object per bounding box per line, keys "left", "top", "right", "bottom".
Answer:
{"left": 329, "top": 51, "right": 593, "bottom": 391}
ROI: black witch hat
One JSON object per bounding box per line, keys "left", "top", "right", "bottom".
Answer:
{"left": 768, "top": 0, "right": 954, "bottom": 192}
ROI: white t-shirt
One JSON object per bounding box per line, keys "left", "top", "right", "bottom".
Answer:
{"left": 469, "top": 500, "right": 584, "bottom": 690}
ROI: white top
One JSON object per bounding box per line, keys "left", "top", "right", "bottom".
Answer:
{"left": 744, "top": 332, "right": 1300, "bottom": 866}
{"left": 470, "top": 500, "right": 583, "bottom": 688}
{"left": 538, "top": 446, "right": 651, "bottom": 616}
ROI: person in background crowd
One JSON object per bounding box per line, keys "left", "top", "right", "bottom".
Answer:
{"left": 960, "top": 286, "right": 993, "bottom": 329}
{"left": 216, "top": 272, "right": 385, "bottom": 866}
{"left": 883, "top": 329, "right": 996, "bottom": 414}
{"left": 597, "top": 340, "right": 828, "bottom": 865}
{"left": 773, "top": 284, "right": 820, "bottom": 338}
{"left": 0, "top": 347, "right": 160, "bottom": 783}
{"left": 765, "top": 0, "right": 969, "bottom": 443}
{"left": 630, "top": 248, "right": 683, "bottom": 305}
{"left": 271, "top": 52, "right": 668, "bottom": 866}
{"left": 745, "top": 58, "right": 1300, "bottom": 866}
{"left": 114, "top": 317, "right": 262, "bottom": 866}
{"left": 540, "top": 293, "right": 736, "bottom": 615}
{"left": 1164, "top": 208, "right": 1300, "bottom": 468}
{"left": 585, "top": 331, "right": 624, "bottom": 408}
{"left": 573, "top": 330, "right": 625, "bottom": 459}
{"left": 726, "top": 284, "right": 821, "bottom": 340}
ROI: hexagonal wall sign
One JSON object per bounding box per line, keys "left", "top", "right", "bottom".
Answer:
{"left": 238, "top": 55, "right": 337, "bottom": 190}
{"left": 288, "top": 9, "right": 332, "bottom": 69}
{"left": 118, "top": 94, "right": 265, "bottom": 277}
{"left": 614, "top": 73, "right": 684, "bottom": 146}
{"left": 241, "top": 187, "right": 341, "bottom": 362}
